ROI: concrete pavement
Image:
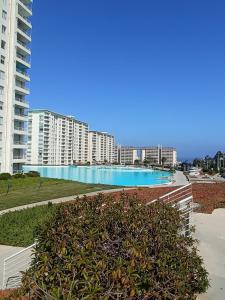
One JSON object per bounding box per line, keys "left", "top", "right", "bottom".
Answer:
{"left": 0, "top": 245, "right": 25, "bottom": 289}
{"left": 194, "top": 209, "right": 225, "bottom": 300}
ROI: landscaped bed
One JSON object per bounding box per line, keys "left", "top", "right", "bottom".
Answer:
{"left": 0, "top": 177, "right": 117, "bottom": 211}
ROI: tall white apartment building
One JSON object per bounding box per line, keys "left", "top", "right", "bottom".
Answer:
{"left": 0, "top": 0, "right": 32, "bottom": 173}
{"left": 27, "top": 110, "right": 89, "bottom": 165}
{"left": 88, "top": 131, "right": 115, "bottom": 164}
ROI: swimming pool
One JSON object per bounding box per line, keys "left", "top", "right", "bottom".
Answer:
{"left": 23, "top": 166, "right": 173, "bottom": 187}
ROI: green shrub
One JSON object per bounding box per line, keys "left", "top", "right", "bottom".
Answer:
{"left": 0, "top": 173, "right": 12, "bottom": 180}
{"left": 22, "top": 194, "right": 209, "bottom": 299}
{"left": 26, "top": 171, "right": 40, "bottom": 177}
{"left": 12, "top": 173, "right": 26, "bottom": 179}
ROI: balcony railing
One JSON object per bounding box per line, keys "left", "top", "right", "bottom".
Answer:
{"left": 14, "top": 126, "right": 26, "bottom": 131}
{"left": 18, "top": 12, "right": 32, "bottom": 25}
{"left": 15, "top": 96, "right": 28, "bottom": 104}
{"left": 15, "top": 112, "right": 28, "bottom": 117}
{"left": 18, "top": 0, "right": 32, "bottom": 15}
{"left": 17, "top": 40, "right": 31, "bottom": 51}
{"left": 18, "top": 26, "right": 31, "bottom": 37}
{"left": 16, "top": 69, "right": 30, "bottom": 80}
{"left": 14, "top": 141, "right": 26, "bottom": 145}
{"left": 13, "top": 156, "right": 26, "bottom": 160}
{"left": 16, "top": 53, "right": 30, "bottom": 64}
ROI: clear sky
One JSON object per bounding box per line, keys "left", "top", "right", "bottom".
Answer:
{"left": 30, "top": 0, "right": 225, "bottom": 160}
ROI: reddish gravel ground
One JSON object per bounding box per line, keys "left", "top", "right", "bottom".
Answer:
{"left": 88, "top": 183, "right": 225, "bottom": 214}
{"left": 192, "top": 182, "right": 225, "bottom": 213}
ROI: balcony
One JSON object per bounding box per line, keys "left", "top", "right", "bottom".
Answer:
{"left": 17, "top": 27, "right": 31, "bottom": 43}
{"left": 17, "top": 40, "right": 31, "bottom": 56}
{"left": 13, "top": 140, "right": 27, "bottom": 149}
{"left": 14, "top": 110, "right": 28, "bottom": 122}
{"left": 18, "top": 0, "right": 32, "bottom": 17}
{"left": 13, "top": 155, "right": 26, "bottom": 163}
{"left": 15, "top": 80, "right": 30, "bottom": 95}
{"left": 15, "top": 96, "right": 29, "bottom": 109}
{"left": 17, "top": 12, "right": 32, "bottom": 29}
{"left": 16, "top": 69, "right": 30, "bottom": 83}
{"left": 16, "top": 53, "right": 31, "bottom": 69}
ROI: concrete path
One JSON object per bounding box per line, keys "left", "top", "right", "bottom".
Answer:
{"left": 0, "top": 245, "right": 25, "bottom": 289}
{"left": 194, "top": 209, "right": 225, "bottom": 300}
{"left": 173, "top": 171, "right": 189, "bottom": 186}
{"left": 0, "top": 188, "right": 135, "bottom": 216}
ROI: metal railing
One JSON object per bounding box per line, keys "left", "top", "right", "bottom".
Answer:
{"left": 13, "top": 155, "right": 26, "bottom": 160}
{"left": 147, "top": 184, "right": 193, "bottom": 235}
{"left": 2, "top": 244, "right": 35, "bottom": 290}
{"left": 17, "top": 39, "right": 31, "bottom": 51}
{"left": 14, "top": 126, "right": 26, "bottom": 131}
{"left": 16, "top": 53, "right": 30, "bottom": 64}
{"left": 18, "top": 12, "right": 32, "bottom": 25}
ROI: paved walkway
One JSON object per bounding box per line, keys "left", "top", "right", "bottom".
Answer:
{"left": 194, "top": 209, "right": 225, "bottom": 300}
{"left": 0, "top": 245, "right": 25, "bottom": 289}
{"left": 173, "top": 171, "right": 189, "bottom": 186}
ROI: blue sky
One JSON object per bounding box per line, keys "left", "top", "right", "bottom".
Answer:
{"left": 30, "top": 0, "right": 225, "bottom": 160}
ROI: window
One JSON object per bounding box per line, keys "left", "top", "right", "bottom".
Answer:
{"left": 0, "top": 133, "right": 2, "bottom": 141}
{"left": 1, "top": 40, "right": 6, "bottom": 50}
{"left": 0, "top": 71, "right": 4, "bottom": 80}
{"left": 0, "top": 86, "right": 3, "bottom": 95}
{"left": 0, "top": 56, "right": 5, "bottom": 65}
{"left": 0, "top": 101, "right": 3, "bottom": 110}
{"left": 2, "top": 25, "right": 6, "bottom": 34}
{"left": 0, "top": 117, "right": 3, "bottom": 125}
{"left": 2, "top": 10, "right": 7, "bottom": 20}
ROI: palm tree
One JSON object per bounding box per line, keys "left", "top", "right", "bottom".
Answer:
{"left": 161, "top": 157, "right": 167, "bottom": 169}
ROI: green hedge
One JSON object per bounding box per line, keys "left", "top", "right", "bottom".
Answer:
{"left": 22, "top": 193, "right": 209, "bottom": 299}
{"left": 0, "top": 173, "right": 11, "bottom": 180}
{"left": 26, "top": 171, "right": 40, "bottom": 177}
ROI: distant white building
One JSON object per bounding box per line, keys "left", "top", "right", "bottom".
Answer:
{"left": 116, "top": 145, "right": 177, "bottom": 166}
{"left": 27, "top": 110, "right": 89, "bottom": 165}
{"left": 0, "top": 0, "right": 33, "bottom": 173}
{"left": 116, "top": 146, "right": 139, "bottom": 165}
{"left": 142, "top": 146, "right": 177, "bottom": 166}
{"left": 88, "top": 131, "right": 115, "bottom": 164}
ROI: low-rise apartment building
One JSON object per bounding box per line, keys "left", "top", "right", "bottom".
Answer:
{"left": 88, "top": 131, "right": 115, "bottom": 164}
{"left": 27, "top": 110, "right": 89, "bottom": 165}
{"left": 116, "top": 146, "right": 139, "bottom": 165}
{"left": 116, "top": 145, "right": 177, "bottom": 166}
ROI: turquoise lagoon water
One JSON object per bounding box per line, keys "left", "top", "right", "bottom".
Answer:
{"left": 23, "top": 166, "right": 172, "bottom": 187}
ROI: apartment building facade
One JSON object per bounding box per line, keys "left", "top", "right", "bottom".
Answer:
{"left": 0, "top": 0, "right": 32, "bottom": 173}
{"left": 116, "top": 146, "right": 139, "bottom": 165}
{"left": 116, "top": 145, "right": 177, "bottom": 166}
{"left": 142, "top": 146, "right": 177, "bottom": 166}
{"left": 27, "top": 110, "right": 89, "bottom": 165}
{"left": 88, "top": 131, "right": 115, "bottom": 164}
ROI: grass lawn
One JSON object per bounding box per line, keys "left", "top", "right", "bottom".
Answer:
{"left": 0, "top": 205, "right": 57, "bottom": 247}
{"left": 0, "top": 177, "right": 117, "bottom": 211}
